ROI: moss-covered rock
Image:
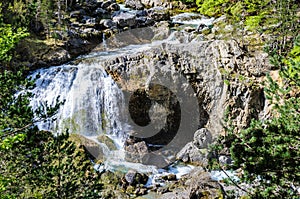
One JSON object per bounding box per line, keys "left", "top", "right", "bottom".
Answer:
{"left": 97, "top": 134, "right": 117, "bottom": 150}
{"left": 69, "top": 134, "right": 105, "bottom": 160}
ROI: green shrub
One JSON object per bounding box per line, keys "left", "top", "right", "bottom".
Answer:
{"left": 196, "top": 0, "right": 230, "bottom": 17}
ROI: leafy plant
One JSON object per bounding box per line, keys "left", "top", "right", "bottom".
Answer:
{"left": 0, "top": 6, "right": 104, "bottom": 198}
{"left": 0, "top": 3, "right": 28, "bottom": 64}
{"left": 196, "top": 0, "right": 230, "bottom": 17}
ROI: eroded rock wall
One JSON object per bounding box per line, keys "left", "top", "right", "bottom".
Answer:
{"left": 103, "top": 37, "right": 271, "bottom": 164}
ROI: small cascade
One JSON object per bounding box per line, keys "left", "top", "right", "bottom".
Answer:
{"left": 102, "top": 33, "right": 107, "bottom": 51}
{"left": 30, "top": 62, "right": 128, "bottom": 146}
{"left": 171, "top": 12, "right": 215, "bottom": 26}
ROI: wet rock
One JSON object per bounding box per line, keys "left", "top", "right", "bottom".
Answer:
{"left": 66, "top": 36, "right": 99, "bottom": 59}
{"left": 125, "top": 170, "right": 149, "bottom": 185}
{"left": 196, "top": 23, "right": 207, "bottom": 32}
{"left": 125, "top": 0, "right": 144, "bottom": 10}
{"left": 68, "top": 134, "right": 105, "bottom": 160}
{"left": 101, "top": 0, "right": 115, "bottom": 10}
{"left": 136, "top": 16, "right": 154, "bottom": 26}
{"left": 136, "top": 10, "right": 148, "bottom": 17}
{"left": 81, "top": 15, "right": 95, "bottom": 24}
{"left": 97, "top": 134, "right": 117, "bottom": 150}
{"left": 125, "top": 140, "right": 148, "bottom": 154}
{"left": 159, "top": 167, "right": 223, "bottom": 199}
{"left": 93, "top": 7, "right": 107, "bottom": 16}
{"left": 161, "top": 174, "right": 177, "bottom": 181}
{"left": 113, "top": 12, "right": 137, "bottom": 28}
{"left": 100, "top": 19, "right": 117, "bottom": 29}
{"left": 107, "top": 3, "right": 120, "bottom": 12}
{"left": 147, "top": 7, "right": 170, "bottom": 21}
{"left": 184, "top": 26, "right": 195, "bottom": 32}
{"left": 218, "top": 155, "right": 232, "bottom": 166}
{"left": 43, "top": 48, "right": 71, "bottom": 66}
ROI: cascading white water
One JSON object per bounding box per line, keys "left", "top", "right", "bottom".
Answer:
{"left": 30, "top": 59, "right": 159, "bottom": 173}
{"left": 30, "top": 61, "right": 128, "bottom": 147}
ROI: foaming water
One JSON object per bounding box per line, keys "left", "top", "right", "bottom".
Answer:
{"left": 30, "top": 62, "right": 128, "bottom": 144}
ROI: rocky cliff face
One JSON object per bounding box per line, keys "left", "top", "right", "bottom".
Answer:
{"left": 101, "top": 31, "right": 271, "bottom": 165}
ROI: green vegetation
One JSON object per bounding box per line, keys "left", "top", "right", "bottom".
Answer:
{"left": 0, "top": 3, "right": 28, "bottom": 66}
{"left": 196, "top": 0, "right": 230, "bottom": 17}
{"left": 195, "top": 0, "right": 299, "bottom": 38}
{"left": 0, "top": 38, "right": 103, "bottom": 199}
{"left": 202, "top": 0, "right": 300, "bottom": 198}
{"left": 0, "top": 3, "right": 105, "bottom": 198}
{"left": 230, "top": 41, "right": 299, "bottom": 198}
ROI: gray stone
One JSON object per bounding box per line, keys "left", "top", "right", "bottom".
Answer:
{"left": 141, "top": 0, "right": 170, "bottom": 8}
{"left": 161, "top": 173, "right": 176, "bottom": 181}
{"left": 44, "top": 48, "right": 71, "bottom": 66}
{"left": 94, "top": 7, "right": 107, "bottom": 16}
{"left": 124, "top": 140, "right": 149, "bottom": 163}
{"left": 218, "top": 155, "right": 232, "bottom": 165}
{"left": 176, "top": 142, "right": 194, "bottom": 162}
{"left": 193, "top": 128, "right": 212, "bottom": 149}
{"left": 108, "top": 3, "right": 120, "bottom": 12}
{"left": 136, "top": 10, "right": 147, "bottom": 17}
{"left": 125, "top": 170, "right": 148, "bottom": 185}
{"left": 147, "top": 7, "right": 170, "bottom": 21}
{"left": 125, "top": 141, "right": 148, "bottom": 154}
{"left": 113, "top": 12, "right": 137, "bottom": 28}
{"left": 101, "top": 0, "right": 115, "bottom": 9}
{"left": 184, "top": 26, "right": 195, "bottom": 32}
{"left": 125, "top": 0, "right": 144, "bottom": 10}
{"left": 176, "top": 142, "right": 208, "bottom": 164}
{"left": 159, "top": 167, "right": 222, "bottom": 199}
{"left": 100, "top": 19, "right": 117, "bottom": 29}
{"left": 176, "top": 128, "right": 212, "bottom": 164}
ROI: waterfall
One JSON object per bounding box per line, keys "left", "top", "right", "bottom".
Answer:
{"left": 30, "top": 61, "right": 128, "bottom": 147}
{"left": 28, "top": 25, "right": 204, "bottom": 173}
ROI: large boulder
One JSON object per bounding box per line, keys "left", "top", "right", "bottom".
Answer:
{"left": 159, "top": 167, "right": 222, "bottom": 199}
{"left": 124, "top": 170, "right": 149, "bottom": 186}
{"left": 113, "top": 12, "right": 137, "bottom": 28}
{"left": 100, "top": 19, "right": 117, "bottom": 29}
{"left": 69, "top": 134, "right": 105, "bottom": 160}
{"left": 141, "top": 0, "right": 169, "bottom": 8}
{"left": 125, "top": 0, "right": 144, "bottom": 10}
{"left": 147, "top": 7, "right": 170, "bottom": 21}
{"left": 176, "top": 128, "right": 212, "bottom": 165}
{"left": 193, "top": 128, "right": 212, "bottom": 149}
{"left": 43, "top": 48, "right": 71, "bottom": 66}
{"left": 176, "top": 142, "right": 208, "bottom": 165}
{"left": 124, "top": 140, "right": 149, "bottom": 163}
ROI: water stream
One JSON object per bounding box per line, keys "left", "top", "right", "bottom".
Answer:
{"left": 29, "top": 13, "right": 215, "bottom": 180}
